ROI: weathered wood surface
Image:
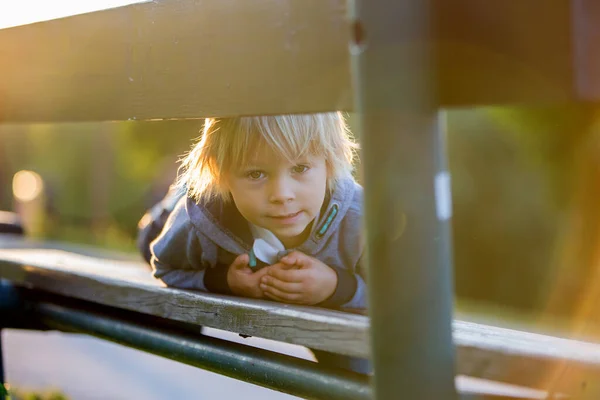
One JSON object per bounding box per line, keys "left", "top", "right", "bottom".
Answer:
{"left": 1, "top": 236, "right": 600, "bottom": 394}
{"left": 456, "top": 320, "right": 600, "bottom": 394}
{"left": 0, "top": 0, "right": 351, "bottom": 122}
{"left": 2, "top": 0, "right": 600, "bottom": 123}
{"left": 0, "top": 236, "right": 370, "bottom": 358}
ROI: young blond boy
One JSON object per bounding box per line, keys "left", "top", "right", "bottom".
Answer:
{"left": 138, "top": 112, "right": 369, "bottom": 372}
{"left": 145, "top": 112, "right": 367, "bottom": 309}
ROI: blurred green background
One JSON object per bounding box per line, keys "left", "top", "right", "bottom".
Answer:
{"left": 0, "top": 119, "right": 202, "bottom": 251}
{"left": 2, "top": 107, "right": 600, "bottom": 324}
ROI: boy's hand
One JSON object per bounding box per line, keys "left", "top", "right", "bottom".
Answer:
{"left": 260, "top": 251, "right": 337, "bottom": 305}
{"left": 227, "top": 254, "right": 269, "bottom": 299}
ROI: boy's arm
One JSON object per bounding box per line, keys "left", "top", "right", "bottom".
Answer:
{"left": 137, "top": 185, "right": 237, "bottom": 293}
{"left": 139, "top": 190, "right": 265, "bottom": 296}
{"left": 319, "top": 261, "right": 367, "bottom": 310}
{"left": 137, "top": 183, "right": 187, "bottom": 264}
{"left": 322, "top": 194, "right": 368, "bottom": 311}
{"left": 149, "top": 198, "right": 209, "bottom": 291}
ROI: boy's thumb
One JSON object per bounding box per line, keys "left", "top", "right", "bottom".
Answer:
{"left": 280, "top": 250, "right": 305, "bottom": 266}
{"left": 231, "top": 253, "right": 250, "bottom": 269}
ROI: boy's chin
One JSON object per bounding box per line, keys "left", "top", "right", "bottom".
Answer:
{"left": 272, "top": 227, "right": 304, "bottom": 239}
{"left": 272, "top": 226, "right": 309, "bottom": 244}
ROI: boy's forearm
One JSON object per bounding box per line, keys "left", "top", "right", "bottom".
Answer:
{"left": 153, "top": 258, "right": 235, "bottom": 295}
{"left": 339, "top": 275, "right": 367, "bottom": 310}
{"left": 152, "top": 262, "right": 208, "bottom": 291}
{"left": 319, "top": 266, "right": 365, "bottom": 309}
{"left": 138, "top": 184, "right": 187, "bottom": 264}
{"left": 204, "top": 263, "right": 233, "bottom": 295}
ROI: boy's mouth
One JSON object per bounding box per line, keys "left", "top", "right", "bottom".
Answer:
{"left": 269, "top": 211, "right": 301, "bottom": 219}
{"left": 267, "top": 211, "right": 302, "bottom": 224}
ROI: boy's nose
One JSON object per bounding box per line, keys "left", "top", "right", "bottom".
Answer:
{"left": 268, "top": 178, "right": 295, "bottom": 203}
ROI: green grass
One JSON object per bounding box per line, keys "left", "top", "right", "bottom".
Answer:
{"left": 4, "top": 386, "right": 69, "bottom": 400}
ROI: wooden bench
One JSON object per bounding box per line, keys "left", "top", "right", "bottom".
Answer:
{"left": 3, "top": 1, "right": 600, "bottom": 399}
{"left": 4, "top": 235, "right": 600, "bottom": 399}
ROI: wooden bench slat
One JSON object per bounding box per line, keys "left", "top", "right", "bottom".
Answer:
{"left": 455, "top": 320, "right": 600, "bottom": 393}
{"left": 0, "top": 244, "right": 370, "bottom": 358}
{"left": 0, "top": 0, "right": 351, "bottom": 122}
{"left": 2, "top": 1, "right": 600, "bottom": 123}
{"left": 2, "top": 237, "right": 600, "bottom": 394}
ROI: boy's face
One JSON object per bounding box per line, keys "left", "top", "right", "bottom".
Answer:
{"left": 226, "top": 146, "right": 328, "bottom": 249}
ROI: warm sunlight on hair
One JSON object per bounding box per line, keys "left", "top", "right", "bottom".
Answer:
{"left": 0, "top": 0, "right": 147, "bottom": 29}
{"left": 178, "top": 112, "right": 359, "bottom": 203}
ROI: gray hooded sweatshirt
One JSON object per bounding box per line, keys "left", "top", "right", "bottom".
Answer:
{"left": 146, "top": 176, "right": 367, "bottom": 310}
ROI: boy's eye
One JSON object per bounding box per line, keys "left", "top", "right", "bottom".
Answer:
{"left": 292, "top": 165, "right": 310, "bottom": 174}
{"left": 246, "top": 171, "right": 264, "bottom": 180}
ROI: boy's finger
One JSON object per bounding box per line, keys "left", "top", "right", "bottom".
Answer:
{"left": 261, "top": 276, "right": 304, "bottom": 294}
{"left": 271, "top": 262, "right": 297, "bottom": 270}
{"left": 261, "top": 284, "right": 303, "bottom": 303}
{"left": 239, "top": 266, "right": 255, "bottom": 275}
{"left": 267, "top": 265, "right": 304, "bottom": 282}
{"left": 237, "top": 253, "right": 250, "bottom": 264}
{"left": 250, "top": 267, "right": 270, "bottom": 280}
{"left": 231, "top": 254, "right": 250, "bottom": 269}
{"left": 279, "top": 250, "right": 312, "bottom": 266}
{"left": 263, "top": 292, "right": 287, "bottom": 303}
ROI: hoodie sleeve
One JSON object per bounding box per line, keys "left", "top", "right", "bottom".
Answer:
{"left": 137, "top": 183, "right": 187, "bottom": 265}
{"left": 320, "top": 182, "right": 368, "bottom": 311}
{"left": 318, "top": 259, "right": 367, "bottom": 310}
{"left": 149, "top": 197, "right": 209, "bottom": 291}
{"left": 339, "top": 258, "right": 368, "bottom": 310}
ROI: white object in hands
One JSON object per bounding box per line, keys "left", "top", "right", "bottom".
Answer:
{"left": 250, "top": 226, "right": 286, "bottom": 265}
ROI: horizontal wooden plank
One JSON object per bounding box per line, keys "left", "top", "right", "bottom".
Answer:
{"left": 2, "top": 0, "right": 600, "bottom": 123}
{"left": 0, "top": 237, "right": 370, "bottom": 358}
{"left": 1, "top": 235, "right": 600, "bottom": 395}
{"left": 0, "top": 0, "right": 352, "bottom": 122}
{"left": 434, "top": 0, "right": 576, "bottom": 106}
{"left": 455, "top": 320, "right": 600, "bottom": 394}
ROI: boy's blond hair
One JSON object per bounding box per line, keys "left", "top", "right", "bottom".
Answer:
{"left": 178, "top": 112, "right": 358, "bottom": 203}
